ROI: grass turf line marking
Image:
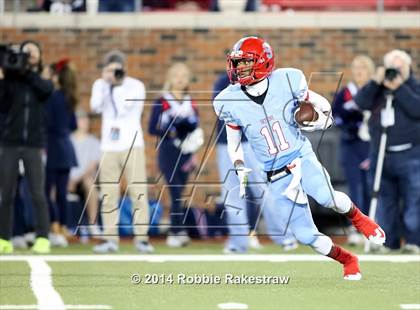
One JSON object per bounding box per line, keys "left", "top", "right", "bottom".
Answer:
{"left": 28, "top": 258, "right": 66, "bottom": 310}
{"left": 218, "top": 302, "right": 249, "bottom": 309}
{"left": 0, "top": 306, "right": 112, "bottom": 310}
{"left": 400, "top": 305, "right": 420, "bottom": 310}
{"left": 1, "top": 255, "right": 419, "bottom": 263}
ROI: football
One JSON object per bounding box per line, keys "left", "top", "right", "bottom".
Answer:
{"left": 295, "top": 101, "right": 318, "bottom": 126}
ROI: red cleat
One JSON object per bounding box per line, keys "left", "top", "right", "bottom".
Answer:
{"left": 328, "top": 244, "right": 362, "bottom": 280}
{"left": 348, "top": 206, "right": 386, "bottom": 245}
{"left": 343, "top": 254, "right": 362, "bottom": 281}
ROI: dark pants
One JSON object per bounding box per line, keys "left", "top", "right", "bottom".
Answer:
{"left": 372, "top": 145, "right": 420, "bottom": 249}
{"left": 158, "top": 141, "right": 191, "bottom": 234}
{"left": 0, "top": 147, "right": 50, "bottom": 240}
{"left": 45, "top": 168, "right": 70, "bottom": 226}
{"left": 13, "top": 176, "right": 35, "bottom": 236}
{"left": 340, "top": 140, "right": 370, "bottom": 215}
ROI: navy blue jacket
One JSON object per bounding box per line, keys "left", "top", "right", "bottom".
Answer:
{"left": 45, "top": 90, "right": 78, "bottom": 169}
{"left": 0, "top": 71, "right": 54, "bottom": 147}
{"left": 354, "top": 75, "right": 420, "bottom": 150}
{"left": 148, "top": 96, "right": 199, "bottom": 143}
{"left": 332, "top": 86, "right": 364, "bottom": 142}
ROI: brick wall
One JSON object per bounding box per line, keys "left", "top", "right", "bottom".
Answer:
{"left": 1, "top": 27, "right": 419, "bottom": 209}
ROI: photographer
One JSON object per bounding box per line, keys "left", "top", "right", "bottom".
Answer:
{"left": 90, "top": 50, "right": 153, "bottom": 253}
{"left": 0, "top": 41, "right": 53, "bottom": 254}
{"left": 355, "top": 50, "right": 420, "bottom": 253}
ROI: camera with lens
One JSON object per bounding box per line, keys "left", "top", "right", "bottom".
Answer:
{"left": 114, "top": 68, "right": 125, "bottom": 80}
{"left": 0, "top": 44, "right": 29, "bottom": 73}
{"left": 384, "top": 67, "right": 400, "bottom": 81}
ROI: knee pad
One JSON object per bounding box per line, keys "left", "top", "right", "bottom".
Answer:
{"left": 310, "top": 235, "right": 333, "bottom": 255}
{"left": 292, "top": 227, "right": 318, "bottom": 245}
{"left": 327, "top": 191, "right": 352, "bottom": 213}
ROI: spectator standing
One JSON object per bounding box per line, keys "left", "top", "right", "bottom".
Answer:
{"left": 148, "top": 62, "right": 201, "bottom": 248}
{"left": 90, "top": 50, "right": 153, "bottom": 253}
{"left": 355, "top": 50, "right": 420, "bottom": 253}
{"left": 45, "top": 58, "right": 78, "bottom": 247}
{"left": 68, "top": 109, "right": 102, "bottom": 238}
{"left": 0, "top": 40, "right": 53, "bottom": 254}
{"left": 332, "top": 55, "right": 375, "bottom": 245}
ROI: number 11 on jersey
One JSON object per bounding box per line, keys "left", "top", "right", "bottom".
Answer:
{"left": 260, "top": 121, "right": 290, "bottom": 155}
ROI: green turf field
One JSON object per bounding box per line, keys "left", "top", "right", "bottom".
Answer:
{"left": 1, "top": 244, "right": 419, "bottom": 310}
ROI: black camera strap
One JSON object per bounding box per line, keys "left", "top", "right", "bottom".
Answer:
{"left": 110, "top": 84, "right": 118, "bottom": 119}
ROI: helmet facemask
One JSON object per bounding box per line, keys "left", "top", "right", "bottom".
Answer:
{"left": 227, "top": 52, "right": 259, "bottom": 86}
{"left": 226, "top": 37, "right": 275, "bottom": 86}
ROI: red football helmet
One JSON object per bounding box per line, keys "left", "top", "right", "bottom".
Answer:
{"left": 226, "top": 36, "right": 275, "bottom": 86}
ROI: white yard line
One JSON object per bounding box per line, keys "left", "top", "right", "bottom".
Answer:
{"left": 1, "top": 254, "right": 419, "bottom": 263}
{"left": 218, "top": 302, "right": 249, "bottom": 309}
{"left": 400, "top": 305, "right": 420, "bottom": 310}
{"left": 27, "top": 258, "right": 66, "bottom": 310}
{"left": 64, "top": 306, "right": 112, "bottom": 310}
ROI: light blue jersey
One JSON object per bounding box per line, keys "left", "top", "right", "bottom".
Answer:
{"left": 213, "top": 68, "right": 310, "bottom": 171}
{"left": 213, "top": 66, "right": 365, "bottom": 253}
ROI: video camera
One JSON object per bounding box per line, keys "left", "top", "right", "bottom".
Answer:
{"left": 0, "top": 44, "right": 29, "bottom": 73}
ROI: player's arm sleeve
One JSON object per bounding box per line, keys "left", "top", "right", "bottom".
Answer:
{"left": 213, "top": 95, "right": 243, "bottom": 165}
{"left": 307, "top": 90, "right": 331, "bottom": 113}
{"left": 226, "top": 124, "right": 244, "bottom": 166}
{"left": 213, "top": 95, "right": 239, "bottom": 127}
{"left": 290, "top": 69, "right": 309, "bottom": 101}
{"left": 304, "top": 90, "right": 334, "bottom": 129}
{"left": 90, "top": 79, "right": 107, "bottom": 113}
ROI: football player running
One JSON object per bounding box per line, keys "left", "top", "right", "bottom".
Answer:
{"left": 213, "top": 36, "right": 386, "bottom": 280}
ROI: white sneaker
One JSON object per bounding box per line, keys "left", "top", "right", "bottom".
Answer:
{"left": 166, "top": 235, "right": 183, "bottom": 247}
{"left": 78, "top": 226, "right": 90, "bottom": 245}
{"left": 49, "top": 233, "right": 68, "bottom": 248}
{"left": 344, "top": 226, "right": 365, "bottom": 246}
{"left": 11, "top": 236, "right": 28, "bottom": 249}
{"left": 135, "top": 241, "right": 154, "bottom": 253}
{"left": 402, "top": 244, "right": 420, "bottom": 254}
{"left": 24, "top": 232, "right": 36, "bottom": 245}
{"left": 369, "top": 243, "right": 391, "bottom": 254}
{"left": 223, "top": 247, "right": 240, "bottom": 254}
{"left": 177, "top": 233, "right": 191, "bottom": 246}
{"left": 347, "top": 232, "right": 363, "bottom": 246}
{"left": 281, "top": 238, "right": 299, "bottom": 251}
{"left": 93, "top": 240, "right": 119, "bottom": 253}
{"left": 166, "top": 233, "right": 190, "bottom": 248}
{"left": 249, "top": 235, "right": 263, "bottom": 250}
{"left": 88, "top": 224, "right": 102, "bottom": 237}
